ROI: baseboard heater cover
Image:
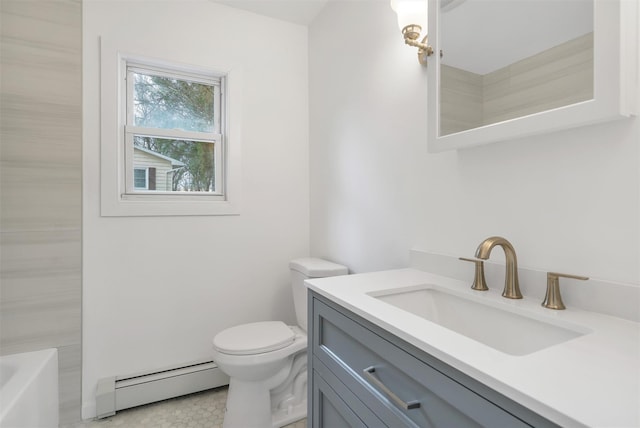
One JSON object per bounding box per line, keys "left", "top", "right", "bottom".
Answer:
{"left": 95, "top": 360, "right": 229, "bottom": 419}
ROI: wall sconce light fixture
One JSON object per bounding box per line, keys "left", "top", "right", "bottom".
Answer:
{"left": 390, "top": 0, "right": 433, "bottom": 66}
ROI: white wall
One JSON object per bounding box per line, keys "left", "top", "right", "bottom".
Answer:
{"left": 310, "top": 1, "right": 639, "bottom": 285}
{"left": 83, "top": 1, "right": 309, "bottom": 418}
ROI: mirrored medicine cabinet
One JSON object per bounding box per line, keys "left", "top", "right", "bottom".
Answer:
{"left": 427, "top": 0, "right": 638, "bottom": 152}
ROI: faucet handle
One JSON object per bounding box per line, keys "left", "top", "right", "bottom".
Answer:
{"left": 542, "top": 272, "right": 589, "bottom": 310}
{"left": 459, "top": 257, "right": 488, "bottom": 291}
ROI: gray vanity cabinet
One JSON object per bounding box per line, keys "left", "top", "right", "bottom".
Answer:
{"left": 308, "top": 291, "right": 559, "bottom": 428}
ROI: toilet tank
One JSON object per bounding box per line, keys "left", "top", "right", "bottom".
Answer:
{"left": 289, "top": 258, "right": 348, "bottom": 332}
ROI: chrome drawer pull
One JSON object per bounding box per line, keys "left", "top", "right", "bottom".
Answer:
{"left": 362, "top": 366, "right": 421, "bottom": 410}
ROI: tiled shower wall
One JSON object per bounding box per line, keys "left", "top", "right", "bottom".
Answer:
{"left": 0, "top": 0, "right": 82, "bottom": 424}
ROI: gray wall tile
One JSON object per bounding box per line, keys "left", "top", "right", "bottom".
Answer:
{"left": 0, "top": 0, "right": 82, "bottom": 424}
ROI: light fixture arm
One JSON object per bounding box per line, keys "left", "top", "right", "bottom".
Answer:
{"left": 401, "top": 24, "right": 434, "bottom": 65}
{"left": 404, "top": 34, "right": 431, "bottom": 52}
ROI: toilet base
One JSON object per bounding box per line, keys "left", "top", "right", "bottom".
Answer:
{"left": 270, "top": 355, "right": 307, "bottom": 428}
{"left": 223, "top": 378, "right": 273, "bottom": 428}
{"left": 221, "top": 353, "right": 307, "bottom": 428}
{"left": 222, "top": 375, "right": 307, "bottom": 428}
{"left": 272, "top": 403, "right": 306, "bottom": 428}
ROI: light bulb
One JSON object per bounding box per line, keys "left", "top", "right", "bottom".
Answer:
{"left": 390, "top": 0, "right": 427, "bottom": 33}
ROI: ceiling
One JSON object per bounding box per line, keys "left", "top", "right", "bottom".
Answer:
{"left": 211, "top": 0, "right": 330, "bottom": 25}
{"left": 211, "top": 0, "right": 594, "bottom": 75}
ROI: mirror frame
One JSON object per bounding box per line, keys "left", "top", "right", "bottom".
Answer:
{"left": 427, "top": 0, "right": 638, "bottom": 152}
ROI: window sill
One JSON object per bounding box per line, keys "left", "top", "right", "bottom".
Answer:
{"left": 100, "top": 196, "right": 240, "bottom": 217}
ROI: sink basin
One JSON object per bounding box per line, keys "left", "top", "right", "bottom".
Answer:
{"left": 370, "top": 286, "right": 588, "bottom": 356}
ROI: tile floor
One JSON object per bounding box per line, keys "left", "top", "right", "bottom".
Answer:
{"left": 62, "top": 387, "right": 306, "bottom": 428}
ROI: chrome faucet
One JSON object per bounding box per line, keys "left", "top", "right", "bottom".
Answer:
{"left": 475, "top": 236, "right": 522, "bottom": 299}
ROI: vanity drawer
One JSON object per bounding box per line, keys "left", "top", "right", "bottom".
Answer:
{"left": 312, "top": 359, "right": 385, "bottom": 428}
{"left": 311, "top": 295, "right": 555, "bottom": 428}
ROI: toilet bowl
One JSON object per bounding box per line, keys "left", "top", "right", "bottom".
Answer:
{"left": 212, "top": 258, "right": 348, "bottom": 428}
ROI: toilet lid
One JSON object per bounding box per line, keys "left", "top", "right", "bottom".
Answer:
{"left": 213, "top": 321, "right": 296, "bottom": 355}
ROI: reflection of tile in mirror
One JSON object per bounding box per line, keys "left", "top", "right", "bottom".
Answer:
{"left": 440, "top": 33, "right": 593, "bottom": 136}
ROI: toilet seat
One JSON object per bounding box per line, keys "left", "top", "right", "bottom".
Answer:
{"left": 213, "top": 321, "right": 295, "bottom": 355}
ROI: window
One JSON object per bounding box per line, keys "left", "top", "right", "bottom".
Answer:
{"left": 133, "top": 168, "right": 148, "bottom": 190}
{"left": 125, "top": 63, "right": 224, "bottom": 197}
{"left": 99, "top": 39, "right": 242, "bottom": 216}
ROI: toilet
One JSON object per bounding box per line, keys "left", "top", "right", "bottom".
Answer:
{"left": 212, "top": 258, "right": 348, "bottom": 428}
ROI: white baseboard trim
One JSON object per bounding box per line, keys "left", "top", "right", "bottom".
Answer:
{"left": 85, "top": 360, "right": 229, "bottom": 420}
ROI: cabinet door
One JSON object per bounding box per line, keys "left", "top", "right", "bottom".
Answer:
{"left": 312, "top": 364, "right": 386, "bottom": 428}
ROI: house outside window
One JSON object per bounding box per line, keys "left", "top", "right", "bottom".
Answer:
{"left": 132, "top": 146, "right": 185, "bottom": 191}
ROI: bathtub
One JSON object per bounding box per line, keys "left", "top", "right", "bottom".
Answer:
{"left": 0, "top": 348, "right": 58, "bottom": 428}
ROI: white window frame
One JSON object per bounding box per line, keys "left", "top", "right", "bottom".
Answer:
{"left": 124, "top": 62, "right": 223, "bottom": 198}
{"left": 99, "top": 38, "right": 242, "bottom": 216}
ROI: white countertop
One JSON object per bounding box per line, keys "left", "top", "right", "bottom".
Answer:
{"left": 306, "top": 268, "right": 640, "bottom": 428}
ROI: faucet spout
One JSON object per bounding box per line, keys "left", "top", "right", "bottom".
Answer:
{"left": 475, "top": 236, "right": 522, "bottom": 299}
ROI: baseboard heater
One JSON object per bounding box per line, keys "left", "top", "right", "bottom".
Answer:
{"left": 95, "top": 359, "right": 229, "bottom": 419}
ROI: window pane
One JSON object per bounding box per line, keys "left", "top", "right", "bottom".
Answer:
{"left": 133, "top": 136, "right": 216, "bottom": 192}
{"left": 133, "top": 168, "right": 147, "bottom": 189}
{"left": 132, "top": 71, "right": 215, "bottom": 133}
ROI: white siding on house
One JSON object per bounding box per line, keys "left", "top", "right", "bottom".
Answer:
{"left": 133, "top": 148, "right": 176, "bottom": 191}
